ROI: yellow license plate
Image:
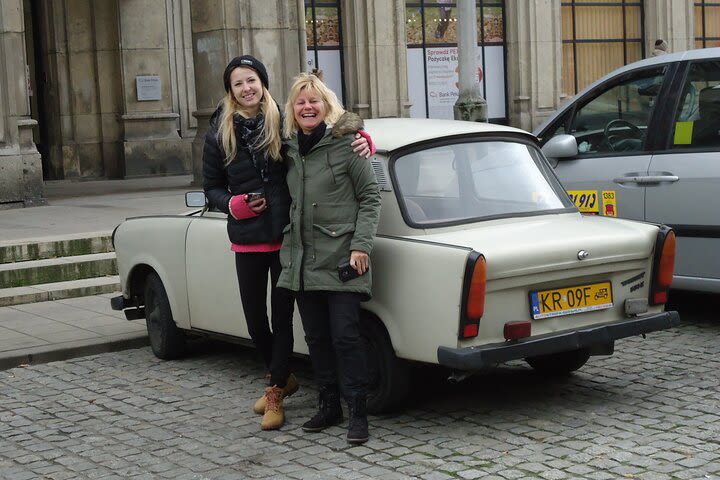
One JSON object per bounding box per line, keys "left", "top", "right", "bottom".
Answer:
{"left": 567, "top": 190, "right": 599, "bottom": 214}
{"left": 530, "top": 281, "right": 613, "bottom": 320}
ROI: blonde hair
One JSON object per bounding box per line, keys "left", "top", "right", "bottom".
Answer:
{"left": 217, "top": 82, "right": 281, "bottom": 165}
{"left": 283, "top": 73, "right": 345, "bottom": 138}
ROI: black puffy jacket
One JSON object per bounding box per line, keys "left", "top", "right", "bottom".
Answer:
{"left": 202, "top": 107, "right": 291, "bottom": 245}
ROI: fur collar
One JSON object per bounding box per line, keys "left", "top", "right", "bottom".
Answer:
{"left": 331, "top": 112, "right": 364, "bottom": 138}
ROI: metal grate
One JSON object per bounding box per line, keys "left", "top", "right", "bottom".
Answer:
{"left": 371, "top": 159, "right": 392, "bottom": 192}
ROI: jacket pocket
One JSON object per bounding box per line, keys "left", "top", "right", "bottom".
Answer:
{"left": 312, "top": 202, "right": 358, "bottom": 224}
{"left": 311, "top": 223, "right": 355, "bottom": 269}
{"left": 279, "top": 223, "right": 293, "bottom": 268}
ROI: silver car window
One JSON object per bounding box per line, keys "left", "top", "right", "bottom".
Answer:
{"left": 394, "top": 140, "right": 573, "bottom": 226}
{"left": 671, "top": 60, "right": 720, "bottom": 148}
{"left": 543, "top": 67, "right": 666, "bottom": 155}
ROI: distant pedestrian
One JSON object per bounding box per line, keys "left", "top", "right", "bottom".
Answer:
{"left": 652, "top": 39, "right": 668, "bottom": 57}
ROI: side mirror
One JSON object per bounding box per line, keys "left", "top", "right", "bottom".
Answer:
{"left": 541, "top": 134, "right": 578, "bottom": 159}
{"left": 185, "top": 191, "right": 207, "bottom": 208}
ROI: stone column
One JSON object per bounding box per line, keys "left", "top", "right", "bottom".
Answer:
{"left": 189, "top": 0, "right": 304, "bottom": 185}
{"left": 118, "top": 0, "right": 190, "bottom": 177}
{"left": 644, "top": 0, "right": 694, "bottom": 54}
{"left": 340, "top": 0, "right": 411, "bottom": 119}
{"left": 453, "top": 0, "right": 487, "bottom": 122}
{"left": 0, "top": 0, "right": 44, "bottom": 207}
{"left": 504, "top": 0, "right": 564, "bottom": 131}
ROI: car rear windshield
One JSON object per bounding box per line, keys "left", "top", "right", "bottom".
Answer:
{"left": 393, "top": 139, "right": 575, "bottom": 226}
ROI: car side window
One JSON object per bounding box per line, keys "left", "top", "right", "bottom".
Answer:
{"left": 545, "top": 68, "right": 666, "bottom": 156}
{"left": 671, "top": 61, "right": 720, "bottom": 149}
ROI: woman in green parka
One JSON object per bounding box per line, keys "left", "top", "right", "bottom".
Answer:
{"left": 278, "top": 73, "right": 381, "bottom": 445}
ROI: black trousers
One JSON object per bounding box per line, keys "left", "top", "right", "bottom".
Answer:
{"left": 296, "top": 291, "right": 367, "bottom": 399}
{"left": 234, "top": 251, "right": 295, "bottom": 388}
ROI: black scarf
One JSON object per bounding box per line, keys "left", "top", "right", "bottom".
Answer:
{"left": 234, "top": 112, "right": 269, "bottom": 182}
{"left": 297, "top": 122, "right": 327, "bottom": 156}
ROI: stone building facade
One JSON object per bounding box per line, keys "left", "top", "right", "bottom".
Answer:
{"left": 0, "top": 0, "right": 708, "bottom": 207}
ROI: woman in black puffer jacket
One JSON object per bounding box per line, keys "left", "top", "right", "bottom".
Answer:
{"left": 202, "top": 57, "right": 372, "bottom": 431}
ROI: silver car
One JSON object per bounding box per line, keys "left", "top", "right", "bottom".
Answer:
{"left": 535, "top": 48, "right": 720, "bottom": 293}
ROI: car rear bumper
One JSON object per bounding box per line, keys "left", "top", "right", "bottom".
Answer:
{"left": 437, "top": 310, "right": 680, "bottom": 371}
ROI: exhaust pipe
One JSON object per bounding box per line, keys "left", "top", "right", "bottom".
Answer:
{"left": 447, "top": 370, "right": 472, "bottom": 384}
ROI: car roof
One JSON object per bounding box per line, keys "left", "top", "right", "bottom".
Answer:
{"left": 534, "top": 47, "right": 720, "bottom": 135}
{"left": 363, "top": 118, "right": 535, "bottom": 152}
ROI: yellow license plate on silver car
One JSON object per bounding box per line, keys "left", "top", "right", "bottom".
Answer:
{"left": 530, "top": 281, "right": 613, "bottom": 320}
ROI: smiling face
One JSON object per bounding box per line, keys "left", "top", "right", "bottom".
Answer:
{"left": 293, "top": 88, "right": 327, "bottom": 134}
{"left": 229, "top": 67, "right": 263, "bottom": 116}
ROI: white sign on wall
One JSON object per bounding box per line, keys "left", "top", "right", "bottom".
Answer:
{"left": 136, "top": 75, "right": 162, "bottom": 101}
{"left": 407, "top": 46, "right": 506, "bottom": 120}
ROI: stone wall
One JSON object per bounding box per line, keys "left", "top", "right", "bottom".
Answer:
{"left": 0, "top": 0, "right": 43, "bottom": 207}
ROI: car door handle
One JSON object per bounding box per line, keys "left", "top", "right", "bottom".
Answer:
{"left": 613, "top": 175, "right": 679, "bottom": 185}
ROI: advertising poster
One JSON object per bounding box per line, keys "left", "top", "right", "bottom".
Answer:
{"left": 406, "top": 46, "right": 506, "bottom": 121}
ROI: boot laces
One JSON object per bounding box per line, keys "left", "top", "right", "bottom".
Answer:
{"left": 265, "top": 386, "right": 283, "bottom": 413}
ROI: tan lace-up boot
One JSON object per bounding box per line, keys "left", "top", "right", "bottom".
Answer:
{"left": 254, "top": 373, "right": 299, "bottom": 414}
{"left": 261, "top": 386, "right": 284, "bottom": 430}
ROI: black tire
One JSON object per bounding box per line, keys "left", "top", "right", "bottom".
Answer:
{"left": 360, "top": 314, "right": 409, "bottom": 414}
{"left": 144, "top": 272, "right": 186, "bottom": 360}
{"left": 525, "top": 348, "right": 590, "bottom": 375}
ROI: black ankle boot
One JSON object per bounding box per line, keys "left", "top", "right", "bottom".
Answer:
{"left": 302, "top": 386, "right": 343, "bottom": 433}
{"left": 346, "top": 395, "right": 369, "bottom": 445}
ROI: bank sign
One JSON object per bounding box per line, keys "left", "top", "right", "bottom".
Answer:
{"left": 407, "top": 46, "right": 506, "bottom": 121}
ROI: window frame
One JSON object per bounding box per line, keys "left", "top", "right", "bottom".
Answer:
{"left": 695, "top": 1, "right": 720, "bottom": 49}
{"left": 388, "top": 134, "right": 576, "bottom": 229}
{"left": 561, "top": 0, "right": 646, "bottom": 96}
{"left": 539, "top": 65, "right": 675, "bottom": 158}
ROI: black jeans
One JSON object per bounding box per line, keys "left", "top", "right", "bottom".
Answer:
{"left": 234, "top": 251, "right": 295, "bottom": 388}
{"left": 296, "top": 291, "right": 367, "bottom": 399}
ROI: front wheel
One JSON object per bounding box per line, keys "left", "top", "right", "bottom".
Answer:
{"left": 525, "top": 348, "right": 590, "bottom": 375}
{"left": 144, "top": 272, "right": 186, "bottom": 360}
{"left": 360, "top": 315, "right": 409, "bottom": 414}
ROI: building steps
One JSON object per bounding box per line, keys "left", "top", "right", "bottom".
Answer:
{"left": 0, "top": 234, "right": 120, "bottom": 306}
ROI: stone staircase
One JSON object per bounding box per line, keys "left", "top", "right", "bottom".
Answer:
{"left": 0, "top": 233, "right": 120, "bottom": 307}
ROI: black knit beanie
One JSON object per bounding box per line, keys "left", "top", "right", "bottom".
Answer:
{"left": 223, "top": 55, "right": 269, "bottom": 92}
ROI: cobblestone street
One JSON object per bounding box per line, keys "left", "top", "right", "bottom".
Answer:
{"left": 1, "top": 301, "right": 719, "bottom": 480}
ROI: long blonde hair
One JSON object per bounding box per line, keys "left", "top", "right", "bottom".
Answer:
{"left": 218, "top": 82, "right": 282, "bottom": 165}
{"left": 283, "top": 73, "right": 345, "bottom": 138}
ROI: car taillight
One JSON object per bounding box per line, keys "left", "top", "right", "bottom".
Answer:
{"left": 650, "top": 226, "right": 676, "bottom": 305}
{"left": 459, "top": 252, "right": 486, "bottom": 339}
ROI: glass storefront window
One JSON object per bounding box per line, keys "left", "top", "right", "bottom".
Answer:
{"left": 695, "top": 1, "right": 720, "bottom": 48}
{"left": 405, "top": 1, "right": 508, "bottom": 123}
{"left": 305, "top": 1, "right": 344, "bottom": 102}
{"left": 561, "top": 1, "right": 644, "bottom": 96}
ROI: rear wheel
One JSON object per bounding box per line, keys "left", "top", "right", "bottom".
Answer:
{"left": 525, "top": 348, "right": 590, "bottom": 375}
{"left": 360, "top": 315, "right": 409, "bottom": 414}
{"left": 144, "top": 272, "right": 186, "bottom": 360}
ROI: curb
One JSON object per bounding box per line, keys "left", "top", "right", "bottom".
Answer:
{"left": 0, "top": 333, "right": 149, "bottom": 371}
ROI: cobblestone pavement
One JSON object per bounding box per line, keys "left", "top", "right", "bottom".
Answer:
{"left": 1, "top": 300, "right": 719, "bottom": 479}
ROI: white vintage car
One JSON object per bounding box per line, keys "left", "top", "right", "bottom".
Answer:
{"left": 111, "top": 118, "right": 679, "bottom": 413}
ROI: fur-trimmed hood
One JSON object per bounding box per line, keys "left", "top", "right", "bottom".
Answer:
{"left": 331, "top": 112, "right": 364, "bottom": 138}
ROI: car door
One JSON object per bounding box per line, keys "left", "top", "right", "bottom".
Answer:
{"left": 185, "top": 212, "right": 248, "bottom": 336}
{"left": 646, "top": 59, "right": 720, "bottom": 290}
{"left": 539, "top": 66, "right": 670, "bottom": 221}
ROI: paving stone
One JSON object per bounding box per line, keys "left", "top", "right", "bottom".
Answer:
{"left": 0, "top": 317, "right": 718, "bottom": 478}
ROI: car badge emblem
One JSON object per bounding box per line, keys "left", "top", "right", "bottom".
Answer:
{"left": 577, "top": 250, "right": 589, "bottom": 260}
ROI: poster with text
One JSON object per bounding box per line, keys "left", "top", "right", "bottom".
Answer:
{"left": 407, "top": 46, "right": 506, "bottom": 120}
